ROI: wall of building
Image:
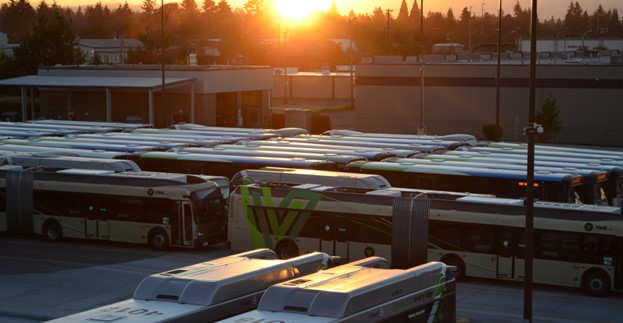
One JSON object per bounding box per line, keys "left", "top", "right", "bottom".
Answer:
{"left": 37, "top": 65, "right": 273, "bottom": 128}
{"left": 354, "top": 63, "right": 623, "bottom": 147}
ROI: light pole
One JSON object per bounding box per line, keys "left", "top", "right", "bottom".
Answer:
{"left": 495, "top": 0, "right": 502, "bottom": 140}
{"left": 581, "top": 29, "right": 592, "bottom": 57}
{"left": 349, "top": 17, "right": 356, "bottom": 110}
{"left": 419, "top": 0, "right": 425, "bottom": 134}
{"left": 160, "top": 0, "right": 165, "bottom": 127}
{"left": 283, "top": 29, "right": 288, "bottom": 104}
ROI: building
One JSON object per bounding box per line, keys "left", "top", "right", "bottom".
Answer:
{"left": 78, "top": 38, "right": 144, "bottom": 64}
{"left": 0, "top": 64, "right": 273, "bottom": 128}
{"left": 355, "top": 57, "right": 623, "bottom": 147}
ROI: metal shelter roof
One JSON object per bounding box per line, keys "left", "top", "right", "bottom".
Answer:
{"left": 0, "top": 75, "right": 196, "bottom": 125}
{"left": 0, "top": 75, "right": 194, "bottom": 90}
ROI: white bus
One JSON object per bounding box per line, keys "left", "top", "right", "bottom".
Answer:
{"left": 228, "top": 182, "right": 623, "bottom": 296}
{"left": 230, "top": 167, "right": 391, "bottom": 192}
{"left": 219, "top": 257, "right": 456, "bottom": 323}
{"left": 0, "top": 165, "right": 228, "bottom": 248}
{"left": 48, "top": 249, "right": 332, "bottom": 323}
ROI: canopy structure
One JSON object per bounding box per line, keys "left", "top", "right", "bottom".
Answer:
{"left": 0, "top": 75, "right": 196, "bottom": 124}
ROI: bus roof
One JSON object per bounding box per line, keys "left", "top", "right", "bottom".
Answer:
{"left": 0, "top": 154, "right": 140, "bottom": 172}
{"left": 221, "top": 260, "right": 450, "bottom": 322}
{"left": 352, "top": 161, "right": 584, "bottom": 183}
{"left": 47, "top": 249, "right": 332, "bottom": 323}
{"left": 231, "top": 167, "right": 391, "bottom": 190}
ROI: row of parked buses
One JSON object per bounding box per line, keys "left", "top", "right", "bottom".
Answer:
{"left": 1, "top": 121, "right": 622, "bottom": 298}
{"left": 48, "top": 249, "right": 457, "bottom": 323}
{"left": 1, "top": 155, "right": 622, "bottom": 297}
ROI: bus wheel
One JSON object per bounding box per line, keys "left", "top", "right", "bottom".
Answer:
{"left": 441, "top": 255, "right": 465, "bottom": 281}
{"left": 149, "top": 230, "right": 170, "bottom": 250}
{"left": 275, "top": 240, "right": 299, "bottom": 259}
{"left": 582, "top": 270, "right": 611, "bottom": 297}
{"left": 43, "top": 221, "right": 62, "bottom": 242}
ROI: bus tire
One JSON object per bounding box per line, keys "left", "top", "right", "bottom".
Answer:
{"left": 275, "top": 240, "right": 299, "bottom": 259}
{"left": 582, "top": 269, "right": 611, "bottom": 297}
{"left": 441, "top": 255, "right": 465, "bottom": 281}
{"left": 148, "top": 229, "right": 170, "bottom": 250}
{"left": 43, "top": 221, "right": 62, "bottom": 242}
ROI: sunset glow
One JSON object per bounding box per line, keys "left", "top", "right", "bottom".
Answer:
{"left": 273, "top": 0, "right": 332, "bottom": 21}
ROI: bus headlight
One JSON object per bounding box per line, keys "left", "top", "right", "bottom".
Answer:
{"left": 196, "top": 231, "right": 204, "bottom": 237}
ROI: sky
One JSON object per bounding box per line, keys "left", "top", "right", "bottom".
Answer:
{"left": 55, "top": 0, "right": 622, "bottom": 20}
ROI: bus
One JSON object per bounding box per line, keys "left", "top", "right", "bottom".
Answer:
{"left": 170, "top": 123, "right": 309, "bottom": 137}
{"left": 323, "top": 129, "right": 477, "bottom": 146}
{"left": 131, "top": 127, "right": 279, "bottom": 141}
{"left": 49, "top": 249, "right": 333, "bottom": 323}
{"left": 277, "top": 135, "right": 447, "bottom": 154}
{"left": 171, "top": 146, "right": 366, "bottom": 170}
{"left": 0, "top": 165, "right": 228, "bottom": 248}
{"left": 419, "top": 153, "right": 623, "bottom": 207}
{"left": 1, "top": 138, "right": 158, "bottom": 153}
{"left": 486, "top": 142, "right": 623, "bottom": 160}
{"left": 0, "top": 154, "right": 141, "bottom": 172}
{"left": 220, "top": 258, "right": 456, "bottom": 323}
{"left": 123, "top": 151, "right": 337, "bottom": 179}
{"left": 319, "top": 131, "right": 473, "bottom": 150}
{"left": 383, "top": 157, "right": 609, "bottom": 206}
{"left": 71, "top": 132, "right": 226, "bottom": 147}
{"left": 344, "top": 160, "right": 586, "bottom": 204}
{"left": 460, "top": 146, "right": 623, "bottom": 163}
{"left": 234, "top": 140, "right": 419, "bottom": 159}
{"left": 0, "top": 143, "right": 132, "bottom": 159}
{"left": 227, "top": 182, "right": 623, "bottom": 296}
{"left": 229, "top": 167, "right": 391, "bottom": 191}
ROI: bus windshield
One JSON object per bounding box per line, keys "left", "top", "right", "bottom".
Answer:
{"left": 191, "top": 188, "right": 226, "bottom": 225}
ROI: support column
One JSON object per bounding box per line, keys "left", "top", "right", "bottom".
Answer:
{"left": 106, "top": 88, "right": 112, "bottom": 122}
{"left": 148, "top": 89, "right": 154, "bottom": 125}
{"left": 190, "top": 82, "right": 195, "bottom": 124}
{"left": 20, "top": 87, "right": 27, "bottom": 121}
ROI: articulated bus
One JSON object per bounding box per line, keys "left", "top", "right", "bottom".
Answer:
{"left": 124, "top": 151, "right": 337, "bottom": 179}
{"left": 171, "top": 146, "right": 366, "bottom": 170}
{"left": 434, "top": 151, "right": 623, "bottom": 206}
{"left": 324, "top": 129, "right": 477, "bottom": 146}
{"left": 344, "top": 161, "right": 585, "bottom": 204}
{"left": 0, "top": 166, "right": 227, "bottom": 248}
{"left": 170, "top": 123, "right": 309, "bottom": 136}
{"left": 276, "top": 135, "right": 445, "bottom": 154}
{"left": 220, "top": 258, "right": 456, "bottom": 323}
{"left": 227, "top": 182, "right": 623, "bottom": 296}
{"left": 486, "top": 142, "right": 623, "bottom": 160}
{"left": 131, "top": 127, "right": 279, "bottom": 141}
{"left": 0, "top": 138, "right": 158, "bottom": 153}
{"left": 316, "top": 131, "right": 472, "bottom": 150}
{"left": 460, "top": 146, "right": 623, "bottom": 164}
{"left": 229, "top": 167, "right": 391, "bottom": 192}
{"left": 49, "top": 249, "right": 332, "bottom": 323}
{"left": 0, "top": 154, "right": 141, "bottom": 172}
{"left": 34, "top": 135, "right": 191, "bottom": 150}
{"left": 421, "top": 153, "right": 623, "bottom": 207}
{"left": 383, "top": 157, "right": 609, "bottom": 205}
{"left": 0, "top": 143, "right": 132, "bottom": 159}
{"left": 72, "top": 132, "right": 226, "bottom": 147}
{"left": 234, "top": 140, "right": 419, "bottom": 159}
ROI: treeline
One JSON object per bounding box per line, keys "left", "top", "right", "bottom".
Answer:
{"left": 0, "top": 0, "right": 621, "bottom": 76}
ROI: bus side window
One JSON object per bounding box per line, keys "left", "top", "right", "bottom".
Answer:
{"left": 467, "top": 226, "right": 493, "bottom": 252}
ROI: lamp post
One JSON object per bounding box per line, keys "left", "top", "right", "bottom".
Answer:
{"left": 349, "top": 17, "right": 356, "bottom": 110}
{"left": 495, "top": 0, "right": 502, "bottom": 140}
{"left": 581, "top": 29, "right": 592, "bottom": 58}
{"left": 419, "top": 0, "right": 425, "bottom": 134}
{"left": 160, "top": 0, "right": 165, "bottom": 127}
{"left": 283, "top": 29, "right": 288, "bottom": 104}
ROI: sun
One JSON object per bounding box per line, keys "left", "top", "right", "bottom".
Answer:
{"left": 273, "top": 0, "right": 332, "bottom": 21}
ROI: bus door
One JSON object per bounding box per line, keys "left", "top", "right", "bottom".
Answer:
{"left": 171, "top": 201, "right": 193, "bottom": 247}
{"left": 497, "top": 229, "right": 525, "bottom": 281}
{"left": 85, "top": 197, "right": 109, "bottom": 240}
{"left": 320, "top": 215, "right": 349, "bottom": 262}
